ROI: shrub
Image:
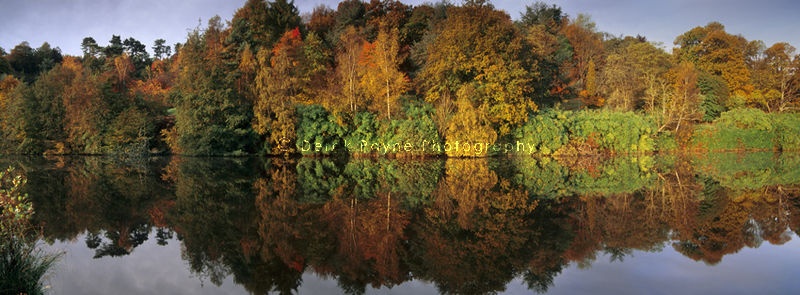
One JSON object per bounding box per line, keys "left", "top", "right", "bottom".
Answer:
{"left": 691, "top": 108, "right": 778, "bottom": 151}
{"left": 295, "top": 104, "right": 348, "bottom": 156}
{"left": 344, "top": 100, "right": 443, "bottom": 157}
{"left": 378, "top": 100, "right": 442, "bottom": 157}
{"left": 566, "top": 110, "right": 657, "bottom": 154}
{"left": 1, "top": 167, "right": 61, "bottom": 295}
{"left": 773, "top": 113, "right": 800, "bottom": 151}
{"left": 1, "top": 167, "right": 32, "bottom": 237}
{"left": 513, "top": 109, "right": 569, "bottom": 156}
{"left": 343, "top": 112, "right": 380, "bottom": 155}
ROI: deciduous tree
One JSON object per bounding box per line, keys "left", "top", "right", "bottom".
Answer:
{"left": 419, "top": 2, "right": 535, "bottom": 134}
{"left": 359, "top": 27, "right": 408, "bottom": 120}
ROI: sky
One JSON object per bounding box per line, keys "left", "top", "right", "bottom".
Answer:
{"left": 1, "top": 0, "right": 799, "bottom": 56}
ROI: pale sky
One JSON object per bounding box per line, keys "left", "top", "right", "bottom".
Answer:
{"left": 1, "top": 0, "right": 798, "bottom": 56}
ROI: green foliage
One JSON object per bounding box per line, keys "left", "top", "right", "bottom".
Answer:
{"left": 514, "top": 109, "right": 569, "bottom": 155}
{"left": 513, "top": 156, "right": 656, "bottom": 197}
{"left": 772, "top": 113, "right": 800, "bottom": 151}
{"left": 568, "top": 157, "right": 656, "bottom": 195}
{"left": 296, "top": 158, "right": 345, "bottom": 203}
{"left": 376, "top": 100, "right": 442, "bottom": 157}
{"left": 567, "top": 110, "right": 657, "bottom": 154}
{"left": 692, "top": 152, "right": 800, "bottom": 190}
{"left": 341, "top": 100, "right": 442, "bottom": 156}
{"left": 106, "top": 107, "right": 154, "bottom": 155}
{"left": 295, "top": 104, "right": 347, "bottom": 156}
{"left": 512, "top": 157, "right": 570, "bottom": 198}
{"left": 382, "top": 159, "right": 443, "bottom": 209}
{"left": 713, "top": 108, "right": 774, "bottom": 130}
{"left": 3, "top": 72, "right": 66, "bottom": 154}
{"left": 697, "top": 71, "right": 728, "bottom": 122}
{"left": 343, "top": 111, "right": 380, "bottom": 154}
{"left": 172, "top": 25, "right": 256, "bottom": 156}
{"left": 513, "top": 109, "right": 657, "bottom": 156}
{"left": 690, "top": 108, "right": 794, "bottom": 151}
{"left": 654, "top": 131, "right": 679, "bottom": 151}
{"left": 342, "top": 158, "right": 383, "bottom": 199}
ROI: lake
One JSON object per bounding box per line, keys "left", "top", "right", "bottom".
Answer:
{"left": 4, "top": 152, "right": 800, "bottom": 294}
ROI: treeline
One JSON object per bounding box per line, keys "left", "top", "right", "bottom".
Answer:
{"left": 1, "top": 0, "right": 799, "bottom": 156}
{"left": 11, "top": 154, "right": 800, "bottom": 293}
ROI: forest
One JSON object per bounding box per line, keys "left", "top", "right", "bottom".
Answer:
{"left": 0, "top": 0, "right": 799, "bottom": 156}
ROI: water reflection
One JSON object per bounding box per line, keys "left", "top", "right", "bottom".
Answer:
{"left": 4, "top": 152, "right": 800, "bottom": 294}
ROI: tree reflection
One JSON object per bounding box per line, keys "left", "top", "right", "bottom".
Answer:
{"left": 4, "top": 151, "right": 800, "bottom": 294}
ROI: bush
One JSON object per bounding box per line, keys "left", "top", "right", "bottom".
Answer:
{"left": 1, "top": 167, "right": 61, "bottom": 295}
{"left": 654, "top": 131, "right": 678, "bottom": 151}
{"left": 344, "top": 100, "right": 443, "bottom": 157}
{"left": 378, "top": 101, "right": 442, "bottom": 157}
{"left": 343, "top": 112, "right": 380, "bottom": 155}
{"left": 566, "top": 110, "right": 657, "bottom": 154}
{"left": 691, "top": 108, "right": 779, "bottom": 151}
{"left": 513, "top": 109, "right": 569, "bottom": 156}
{"left": 1, "top": 167, "right": 33, "bottom": 237}
{"left": 773, "top": 113, "right": 800, "bottom": 151}
{"left": 295, "top": 104, "right": 348, "bottom": 156}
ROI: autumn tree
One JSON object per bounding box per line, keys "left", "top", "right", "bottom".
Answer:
{"left": 674, "top": 22, "right": 752, "bottom": 101}
{"left": 0, "top": 75, "right": 20, "bottom": 149}
{"left": 444, "top": 85, "right": 498, "bottom": 157}
{"left": 1, "top": 67, "right": 67, "bottom": 153}
{"left": 660, "top": 61, "right": 701, "bottom": 132}
{"left": 519, "top": 2, "right": 573, "bottom": 106}
{"left": 332, "top": 26, "right": 366, "bottom": 114}
{"left": 419, "top": 2, "right": 535, "bottom": 134}
{"left": 359, "top": 27, "right": 408, "bottom": 120}
{"left": 299, "top": 31, "right": 332, "bottom": 104}
{"left": 599, "top": 40, "right": 673, "bottom": 111}
{"left": 253, "top": 28, "right": 304, "bottom": 155}
{"left": 412, "top": 158, "right": 537, "bottom": 294}
{"left": 561, "top": 14, "right": 604, "bottom": 96}
{"left": 755, "top": 43, "right": 799, "bottom": 112}
{"left": 307, "top": 5, "right": 336, "bottom": 38}
{"left": 228, "top": 0, "right": 303, "bottom": 50}
{"left": 580, "top": 58, "right": 603, "bottom": 106}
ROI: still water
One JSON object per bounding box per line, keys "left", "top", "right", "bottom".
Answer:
{"left": 4, "top": 152, "right": 800, "bottom": 294}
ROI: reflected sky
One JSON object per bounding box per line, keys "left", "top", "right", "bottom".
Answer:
{"left": 545, "top": 238, "right": 800, "bottom": 295}
{"left": 41, "top": 230, "right": 800, "bottom": 294}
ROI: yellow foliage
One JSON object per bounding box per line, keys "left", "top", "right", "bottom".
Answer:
{"left": 359, "top": 28, "right": 408, "bottom": 120}
{"left": 419, "top": 4, "right": 535, "bottom": 134}
{"left": 445, "top": 85, "right": 498, "bottom": 157}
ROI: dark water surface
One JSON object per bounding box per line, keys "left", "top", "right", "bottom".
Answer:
{"left": 4, "top": 152, "right": 800, "bottom": 294}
